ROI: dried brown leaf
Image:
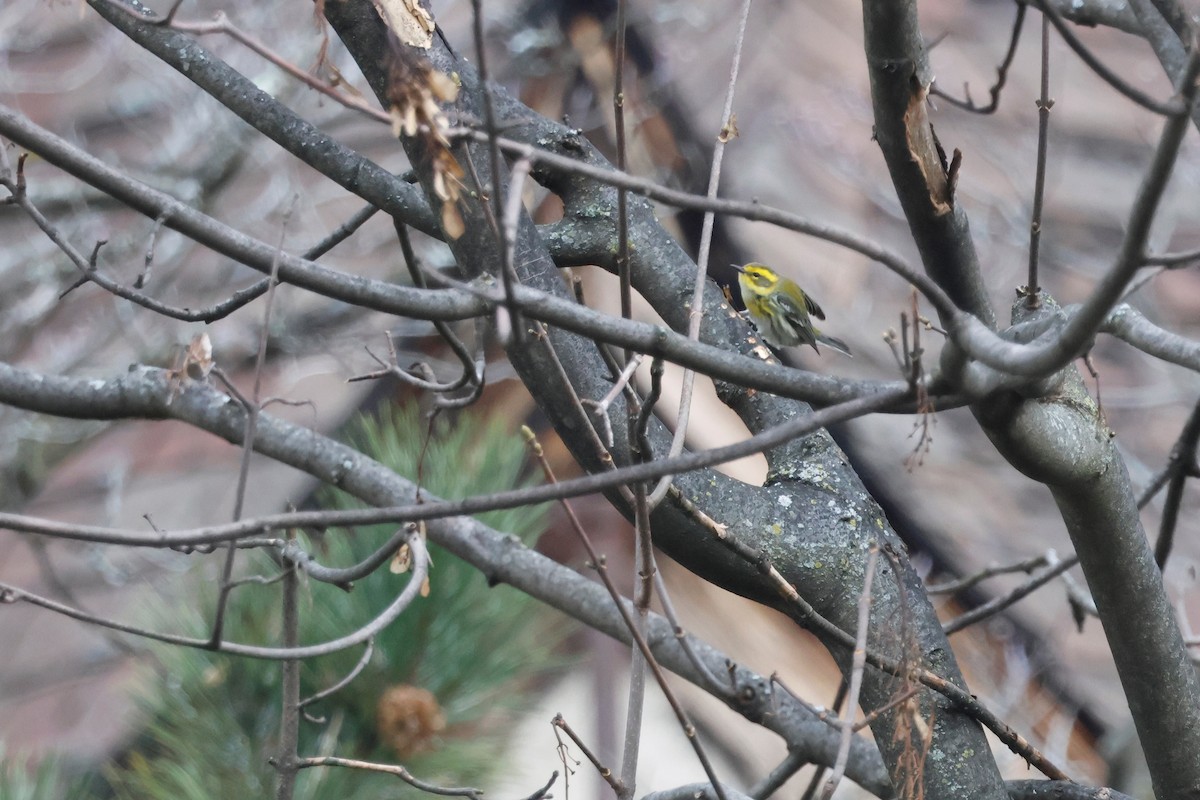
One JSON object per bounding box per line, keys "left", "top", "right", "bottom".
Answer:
{"left": 441, "top": 202, "right": 466, "bottom": 240}
{"left": 718, "top": 112, "right": 739, "bottom": 143}
{"left": 184, "top": 332, "right": 214, "bottom": 380}
{"left": 389, "top": 542, "right": 412, "bottom": 574}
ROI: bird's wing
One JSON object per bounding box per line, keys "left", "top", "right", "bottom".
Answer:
{"left": 773, "top": 291, "right": 807, "bottom": 321}
{"left": 803, "top": 292, "right": 826, "bottom": 321}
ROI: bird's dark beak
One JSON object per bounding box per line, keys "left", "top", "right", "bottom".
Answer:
{"left": 731, "top": 263, "right": 745, "bottom": 273}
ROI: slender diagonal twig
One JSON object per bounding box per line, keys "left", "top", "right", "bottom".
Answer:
{"left": 819, "top": 547, "right": 879, "bottom": 800}
{"left": 748, "top": 749, "right": 807, "bottom": 800}
{"left": 931, "top": 3, "right": 1026, "bottom": 114}
{"left": 927, "top": 552, "right": 1052, "bottom": 595}
{"left": 553, "top": 713, "right": 624, "bottom": 797}
{"left": 209, "top": 202, "right": 293, "bottom": 649}
{"left": 470, "top": 0, "right": 522, "bottom": 344}
{"left": 276, "top": 526, "right": 412, "bottom": 589}
{"left": 1144, "top": 246, "right": 1200, "bottom": 266}
{"left": 942, "top": 553, "right": 1079, "bottom": 635}
{"left": 293, "top": 756, "right": 485, "bottom": 798}
{"left": 650, "top": 567, "right": 733, "bottom": 699}
{"left": 1154, "top": 396, "right": 1200, "bottom": 567}
{"left": 523, "top": 429, "right": 728, "bottom": 800}
{"left": 648, "top": 0, "right": 755, "bottom": 509}
{"left": 605, "top": 14, "right": 653, "bottom": 787}
{"left": 0, "top": 376, "right": 914, "bottom": 549}
{"left": 698, "top": 520, "right": 1070, "bottom": 781}
{"left": 392, "top": 221, "right": 483, "bottom": 405}
{"left": 104, "top": 0, "right": 388, "bottom": 123}
{"left": 298, "top": 638, "right": 375, "bottom": 720}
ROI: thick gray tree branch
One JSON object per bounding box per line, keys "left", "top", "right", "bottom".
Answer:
{"left": 1126, "top": 0, "right": 1194, "bottom": 90}
{"left": 0, "top": 360, "right": 893, "bottom": 796}
{"left": 19, "top": 2, "right": 1191, "bottom": 796}
{"left": 1043, "top": 0, "right": 1143, "bottom": 34}
{"left": 0, "top": 103, "right": 925, "bottom": 411}
{"left": 865, "top": 1, "right": 1200, "bottom": 797}
{"left": 862, "top": 0, "right": 995, "bottom": 329}
{"left": 945, "top": 47, "right": 1200, "bottom": 381}
{"left": 303, "top": 4, "right": 1020, "bottom": 799}
{"left": 1102, "top": 302, "right": 1200, "bottom": 370}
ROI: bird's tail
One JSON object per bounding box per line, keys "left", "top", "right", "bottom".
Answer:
{"left": 816, "top": 333, "right": 853, "bottom": 357}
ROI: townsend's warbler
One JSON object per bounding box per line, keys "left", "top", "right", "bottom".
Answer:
{"left": 734, "top": 263, "right": 852, "bottom": 357}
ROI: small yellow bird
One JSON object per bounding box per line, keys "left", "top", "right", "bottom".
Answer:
{"left": 733, "top": 263, "right": 852, "bottom": 357}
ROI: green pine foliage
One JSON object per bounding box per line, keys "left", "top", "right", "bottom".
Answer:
{"left": 0, "top": 747, "right": 92, "bottom": 800}
{"left": 101, "top": 402, "right": 563, "bottom": 799}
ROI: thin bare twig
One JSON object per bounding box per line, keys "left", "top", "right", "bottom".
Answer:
{"left": 104, "top": 3, "right": 391, "bottom": 123}
{"left": 517, "top": 770, "right": 559, "bottom": 800}
{"left": 276, "top": 525, "right": 413, "bottom": 589}
{"left": 614, "top": 0, "right": 633, "bottom": 367}
{"left": 623, "top": 428, "right": 652, "bottom": 797}
{"left": 553, "top": 713, "right": 623, "bottom": 797}
{"left": 798, "top": 767, "right": 824, "bottom": 800}
{"left": 582, "top": 354, "right": 644, "bottom": 448}
{"left": 1061, "top": 568, "right": 1099, "bottom": 625}
{"left": 1154, "top": 396, "right": 1200, "bottom": 567}
{"left": 522, "top": 430, "right": 728, "bottom": 800}
{"left": 931, "top": 3, "right": 1027, "bottom": 114}
{"left": 819, "top": 547, "right": 879, "bottom": 800}
{"left": 621, "top": 482, "right": 655, "bottom": 798}
{"left": 298, "top": 638, "right": 375, "bottom": 722}
{"left": 621, "top": 512, "right": 650, "bottom": 800}
{"left": 470, "top": 0, "right": 522, "bottom": 345}
{"left": 853, "top": 685, "right": 923, "bottom": 734}
{"left": 501, "top": 157, "right": 534, "bottom": 318}
{"left": 135, "top": 210, "right": 169, "bottom": 288}
{"left": 210, "top": 201, "right": 294, "bottom": 649}
{"left": 748, "top": 749, "right": 807, "bottom": 800}
{"left": 348, "top": 335, "right": 455, "bottom": 392}
{"left": 1026, "top": 13, "right": 1052, "bottom": 303}
{"left": 1144, "top": 245, "right": 1200, "bottom": 266}
{"left": 294, "top": 756, "right": 485, "bottom": 798}
{"left": 942, "top": 552, "right": 1079, "bottom": 635}
{"left": 273, "top": 558, "right": 302, "bottom": 799}
{"left": 0, "top": 383, "right": 914, "bottom": 550}
{"left": 448, "top": 126, "right": 957, "bottom": 319}
{"left": 927, "top": 552, "right": 1053, "bottom": 595}
{"left": 223, "top": 570, "right": 289, "bottom": 592}
{"left": 1032, "top": 0, "right": 1184, "bottom": 116}
{"left": 0, "top": 533, "right": 430, "bottom": 661}
{"left": 391, "top": 222, "right": 484, "bottom": 407}
{"left": 608, "top": 11, "right": 651, "bottom": 787}
{"left": 697, "top": 528, "right": 1070, "bottom": 780}
{"left": 649, "top": 0, "right": 755, "bottom": 509}
{"left": 650, "top": 567, "right": 733, "bottom": 699}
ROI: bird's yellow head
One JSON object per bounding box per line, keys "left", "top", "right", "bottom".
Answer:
{"left": 734, "top": 263, "right": 779, "bottom": 296}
